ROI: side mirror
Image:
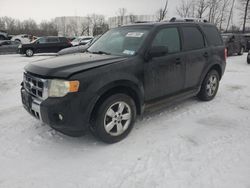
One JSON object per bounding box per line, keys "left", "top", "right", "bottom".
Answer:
{"left": 148, "top": 46, "right": 168, "bottom": 59}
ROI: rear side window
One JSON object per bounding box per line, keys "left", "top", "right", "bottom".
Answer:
{"left": 203, "top": 26, "right": 223, "bottom": 46}
{"left": 182, "top": 26, "right": 205, "bottom": 51}
{"left": 47, "top": 37, "right": 59, "bottom": 43}
{"left": 152, "top": 27, "right": 180, "bottom": 53}
{"left": 59, "top": 37, "right": 68, "bottom": 42}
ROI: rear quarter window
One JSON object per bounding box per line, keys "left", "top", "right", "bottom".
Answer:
{"left": 182, "top": 26, "right": 205, "bottom": 51}
{"left": 59, "top": 37, "right": 68, "bottom": 42}
{"left": 202, "top": 25, "right": 223, "bottom": 46}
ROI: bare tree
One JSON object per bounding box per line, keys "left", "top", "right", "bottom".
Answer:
{"left": 196, "top": 0, "right": 209, "bottom": 18}
{"left": 218, "top": 0, "right": 231, "bottom": 30}
{"left": 117, "top": 8, "right": 127, "bottom": 25}
{"left": 176, "top": 0, "right": 195, "bottom": 18}
{"left": 239, "top": 0, "right": 250, "bottom": 33}
{"left": 129, "top": 14, "right": 136, "bottom": 23}
{"left": 226, "top": 0, "right": 236, "bottom": 31}
{"left": 156, "top": 0, "right": 169, "bottom": 21}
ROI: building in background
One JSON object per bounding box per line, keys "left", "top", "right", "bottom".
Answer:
{"left": 55, "top": 16, "right": 92, "bottom": 37}
{"left": 108, "top": 15, "right": 157, "bottom": 29}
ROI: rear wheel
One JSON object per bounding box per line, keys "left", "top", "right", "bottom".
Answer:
{"left": 25, "top": 49, "right": 34, "bottom": 57}
{"left": 92, "top": 94, "right": 136, "bottom": 143}
{"left": 197, "top": 70, "right": 220, "bottom": 101}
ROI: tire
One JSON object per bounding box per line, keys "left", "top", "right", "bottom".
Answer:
{"left": 238, "top": 46, "right": 244, "bottom": 55}
{"left": 25, "top": 49, "right": 34, "bottom": 57}
{"left": 197, "top": 70, "right": 220, "bottom": 101}
{"left": 92, "top": 94, "right": 136, "bottom": 143}
{"left": 15, "top": 39, "right": 21, "bottom": 43}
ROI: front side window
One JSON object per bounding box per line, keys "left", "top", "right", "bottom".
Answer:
{"left": 88, "top": 27, "right": 151, "bottom": 56}
{"left": 37, "top": 38, "right": 47, "bottom": 44}
{"left": 182, "top": 26, "right": 205, "bottom": 51}
{"left": 152, "top": 27, "right": 180, "bottom": 53}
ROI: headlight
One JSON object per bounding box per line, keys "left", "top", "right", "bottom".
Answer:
{"left": 48, "top": 80, "right": 80, "bottom": 97}
{"left": 18, "top": 44, "right": 22, "bottom": 48}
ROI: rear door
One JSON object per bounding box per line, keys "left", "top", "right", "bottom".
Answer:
{"left": 144, "top": 26, "right": 186, "bottom": 100}
{"left": 180, "top": 25, "right": 208, "bottom": 89}
{"left": 47, "top": 37, "right": 60, "bottom": 52}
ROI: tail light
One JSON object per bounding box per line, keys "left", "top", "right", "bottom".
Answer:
{"left": 224, "top": 48, "right": 227, "bottom": 61}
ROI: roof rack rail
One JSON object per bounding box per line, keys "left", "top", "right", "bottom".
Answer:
{"left": 169, "top": 17, "right": 208, "bottom": 23}
{"left": 133, "top": 21, "right": 154, "bottom": 24}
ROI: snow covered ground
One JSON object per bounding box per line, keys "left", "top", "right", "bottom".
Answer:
{"left": 0, "top": 53, "right": 250, "bottom": 188}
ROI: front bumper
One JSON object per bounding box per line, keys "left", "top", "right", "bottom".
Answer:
{"left": 21, "top": 87, "right": 90, "bottom": 133}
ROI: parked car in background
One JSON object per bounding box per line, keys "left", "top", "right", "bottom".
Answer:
{"left": 243, "top": 34, "right": 250, "bottom": 51}
{"left": 18, "top": 36, "right": 72, "bottom": 57}
{"left": 71, "top": 36, "right": 94, "bottom": 46}
{"left": 0, "top": 40, "right": 20, "bottom": 54}
{"left": 21, "top": 20, "right": 226, "bottom": 143}
{"left": 11, "top": 34, "right": 32, "bottom": 44}
{"left": 58, "top": 35, "right": 100, "bottom": 55}
{"left": 0, "top": 30, "right": 8, "bottom": 40}
{"left": 221, "top": 33, "right": 246, "bottom": 56}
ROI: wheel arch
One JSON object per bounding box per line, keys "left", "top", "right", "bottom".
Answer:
{"left": 88, "top": 80, "right": 144, "bottom": 124}
{"left": 199, "top": 63, "right": 223, "bottom": 86}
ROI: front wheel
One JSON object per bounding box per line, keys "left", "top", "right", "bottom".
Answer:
{"left": 25, "top": 49, "right": 34, "bottom": 57}
{"left": 197, "top": 70, "right": 220, "bottom": 101}
{"left": 92, "top": 94, "right": 136, "bottom": 143}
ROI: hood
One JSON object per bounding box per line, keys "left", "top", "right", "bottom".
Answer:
{"left": 24, "top": 53, "right": 127, "bottom": 78}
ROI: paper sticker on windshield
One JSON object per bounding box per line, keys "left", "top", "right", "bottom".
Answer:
{"left": 126, "top": 32, "right": 144, "bottom": 38}
{"left": 123, "top": 50, "right": 135, "bottom": 55}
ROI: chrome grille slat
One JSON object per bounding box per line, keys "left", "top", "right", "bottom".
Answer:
{"left": 23, "top": 72, "right": 47, "bottom": 100}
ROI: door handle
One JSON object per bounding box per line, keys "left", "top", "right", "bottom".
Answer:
{"left": 203, "top": 52, "right": 209, "bottom": 58}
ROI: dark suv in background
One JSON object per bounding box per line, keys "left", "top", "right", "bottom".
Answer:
{"left": 221, "top": 33, "right": 246, "bottom": 56}
{"left": 19, "top": 36, "right": 72, "bottom": 57}
{"left": 21, "top": 20, "right": 226, "bottom": 143}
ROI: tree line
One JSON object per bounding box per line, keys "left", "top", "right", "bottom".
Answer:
{"left": 0, "top": 1, "right": 249, "bottom": 37}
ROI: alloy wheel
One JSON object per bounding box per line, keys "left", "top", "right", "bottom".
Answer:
{"left": 104, "top": 101, "right": 132, "bottom": 136}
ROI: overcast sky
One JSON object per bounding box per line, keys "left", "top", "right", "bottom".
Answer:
{"left": 0, "top": 0, "right": 179, "bottom": 22}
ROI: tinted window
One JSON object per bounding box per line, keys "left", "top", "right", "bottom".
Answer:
{"left": 47, "top": 37, "right": 59, "bottom": 43}
{"left": 182, "top": 26, "right": 205, "bottom": 50}
{"left": 38, "top": 38, "right": 47, "bottom": 44}
{"left": 59, "top": 37, "right": 68, "bottom": 42}
{"left": 203, "top": 26, "right": 223, "bottom": 46}
{"left": 152, "top": 27, "right": 180, "bottom": 53}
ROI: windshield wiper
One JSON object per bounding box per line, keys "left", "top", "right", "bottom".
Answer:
{"left": 90, "top": 51, "right": 111, "bottom": 55}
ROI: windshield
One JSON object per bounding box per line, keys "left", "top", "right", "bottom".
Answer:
{"left": 88, "top": 27, "right": 151, "bottom": 56}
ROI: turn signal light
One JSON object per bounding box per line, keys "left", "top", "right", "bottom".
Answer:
{"left": 69, "top": 81, "right": 80, "bottom": 92}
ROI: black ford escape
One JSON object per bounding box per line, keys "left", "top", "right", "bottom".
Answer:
{"left": 21, "top": 20, "right": 226, "bottom": 143}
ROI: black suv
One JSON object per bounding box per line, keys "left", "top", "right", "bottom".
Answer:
{"left": 19, "top": 36, "right": 72, "bottom": 57}
{"left": 21, "top": 21, "right": 226, "bottom": 143}
{"left": 221, "top": 33, "right": 246, "bottom": 56}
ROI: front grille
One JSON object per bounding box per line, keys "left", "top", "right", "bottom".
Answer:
{"left": 23, "top": 73, "right": 47, "bottom": 100}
